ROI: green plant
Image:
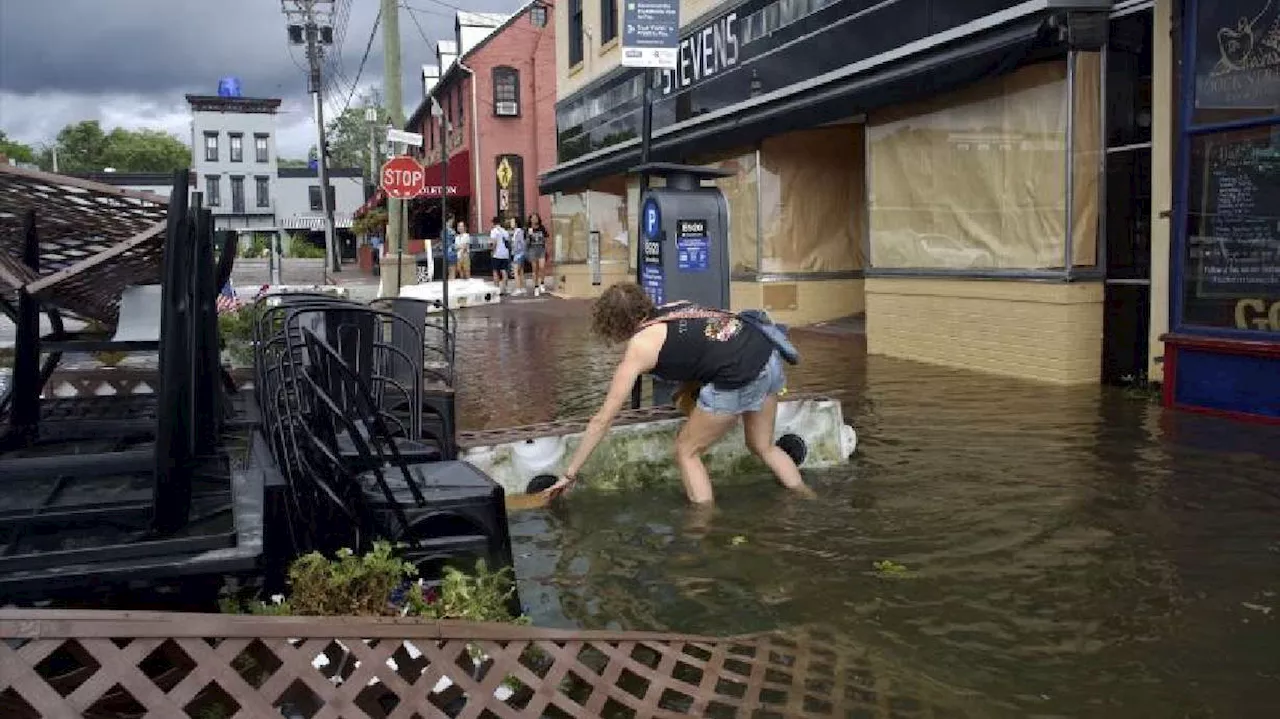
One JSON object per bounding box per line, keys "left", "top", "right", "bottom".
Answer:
{"left": 86, "top": 319, "right": 127, "bottom": 367}
{"left": 288, "top": 238, "right": 328, "bottom": 259}
{"left": 352, "top": 208, "right": 388, "bottom": 237}
{"left": 240, "top": 233, "right": 271, "bottom": 259}
{"left": 217, "top": 303, "right": 261, "bottom": 367}
{"left": 221, "top": 542, "right": 527, "bottom": 624}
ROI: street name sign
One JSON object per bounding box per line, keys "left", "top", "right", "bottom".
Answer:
{"left": 386, "top": 127, "right": 424, "bottom": 147}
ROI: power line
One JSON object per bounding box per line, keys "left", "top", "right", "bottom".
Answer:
{"left": 336, "top": 7, "right": 383, "bottom": 120}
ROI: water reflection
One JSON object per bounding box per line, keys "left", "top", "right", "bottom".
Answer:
{"left": 453, "top": 300, "right": 1279, "bottom": 717}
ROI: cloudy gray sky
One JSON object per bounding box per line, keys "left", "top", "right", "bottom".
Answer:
{"left": 0, "top": 0, "right": 522, "bottom": 159}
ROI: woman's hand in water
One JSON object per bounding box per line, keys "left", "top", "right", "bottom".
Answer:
{"left": 542, "top": 475, "right": 577, "bottom": 500}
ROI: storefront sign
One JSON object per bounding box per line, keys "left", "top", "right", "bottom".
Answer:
{"left": 1235, "top": 298, "right": 1280, "bottom": 331}
{"left": 1193, "top": 0, "right": 1280, "bottom": 110}
{"left": 658, "top": 12, "right": 739, "bottom": 96}
{"left": 676, "top": 219, "right": 709, "bottom": 272}
{"left": 622, "top": 0, "right": 681, "bottom": 69}
{"left": 589, "top": 231, "right": 602, "bottom": 285}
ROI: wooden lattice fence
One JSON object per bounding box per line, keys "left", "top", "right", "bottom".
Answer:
{"left": 0, "top": 610, "right": 958, "bottom": 719}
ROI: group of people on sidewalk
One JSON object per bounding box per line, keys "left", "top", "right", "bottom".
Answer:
{"left": 441, "top": 213, "right": 549, "bottom": 297}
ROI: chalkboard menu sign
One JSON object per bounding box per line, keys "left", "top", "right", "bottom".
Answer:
{"left": 1182, "top": 126, "right": 1280, "bottom": 332}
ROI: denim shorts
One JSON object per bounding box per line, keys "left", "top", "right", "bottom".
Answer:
{"left": 697, "top": 352, "right": 785, "bottom": 415}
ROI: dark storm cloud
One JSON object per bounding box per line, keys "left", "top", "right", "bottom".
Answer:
{"left": 0, "top": 0, "right": 525, "bottom": 150}
{"left": 0, "top": 0, "right": 379, "bottom": 98}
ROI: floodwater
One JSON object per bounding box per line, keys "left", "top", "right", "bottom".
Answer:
{"left": 4, "top": 297, "right": 1278, "bottom": 715}
{"left": 453, "top": 299, "right": 1280, "bottom": 718}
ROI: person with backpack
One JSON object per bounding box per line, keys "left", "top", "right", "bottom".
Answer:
{"left": 542, "top": 282, "right": 812, "bottom": 505}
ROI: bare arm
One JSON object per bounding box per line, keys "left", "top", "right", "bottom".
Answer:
{"left": 547, "top": 327, "right": 663, "bottom": 495}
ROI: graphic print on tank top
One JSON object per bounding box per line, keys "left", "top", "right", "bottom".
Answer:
{"left": 646, "top": 305, "right": 772, "bottom": 389}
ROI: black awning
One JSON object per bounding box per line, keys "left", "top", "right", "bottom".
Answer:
{"left": 539, "top": 11, "right": 1059, "bottom": 195}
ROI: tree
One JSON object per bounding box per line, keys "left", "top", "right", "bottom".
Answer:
{"left": 316, "top": 96, "right": 389, "bottom": 178}
{"left": 99, "top": 128, "right": 189, "bottom": 172}
{"left": 0, "top": 131, "right": 36, "bottom": 164}
{"left": 40, "top": 120, "right": 190, "bottom": 173}
{"left": 278, "top": 157, "right": 310, "bottom": 168}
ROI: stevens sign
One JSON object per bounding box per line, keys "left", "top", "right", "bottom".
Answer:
{"left": 659, "top": 12, "right": 740, "bottom": 97}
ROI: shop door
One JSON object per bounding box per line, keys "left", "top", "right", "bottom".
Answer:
{"left": 1101, "top": 6, "right": 1154, "bottom": 386}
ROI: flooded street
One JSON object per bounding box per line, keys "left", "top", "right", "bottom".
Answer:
{"left": 4, "top": 297, "right": 1278, "bottom": 715}
{"left": 455, "top": 299, "right": 1280, "bottom": 717}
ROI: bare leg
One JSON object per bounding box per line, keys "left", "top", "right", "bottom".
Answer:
{"left": 743, "top": 393, "right": 812, "bottom": 496}
{"left": 674, "top": 407, "right": 738, "bottom": 505}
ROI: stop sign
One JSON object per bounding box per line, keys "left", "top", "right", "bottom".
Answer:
{"left": 380, "top": 155, "right": 425, "bottom": 199}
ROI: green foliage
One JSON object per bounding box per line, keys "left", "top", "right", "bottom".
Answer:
{"left": 313, "top": 96, "right": 389, "bottom": 176}
{"left": 288, "top": 238, "right": 328, "bottom": 259}
{"left": 218, "top": 303, "right": 261, "bottom": 367}
{"left": 240, "top": 234, "right": 271, "bottom": 258}
{"left": 352, "top": 208, "right": 388, "bottom": 237}
{"left": 873, "top": 560, "right": 909, "bottom": 577}
{"left": 220, "top": 542, "right": 527, "bottom": 625}
{"left": 278, "top": 157, "right": 311, "bottom": 168}
{"left": 37, "top": 120, "right": 189, "bottom": 173}
{"left": 0, "top": 130, "right": 36, "bottom": 164}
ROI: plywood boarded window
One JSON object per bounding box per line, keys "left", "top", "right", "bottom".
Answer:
{"left": 866, "top": 60, "right": 1101, "bottom": 269}
{"left": 758, "top": 125, "right": 865, "bottom": 273}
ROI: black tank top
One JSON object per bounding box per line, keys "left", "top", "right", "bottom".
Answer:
{"left": 646, "top": 303, "right": 774, "bottom": 389}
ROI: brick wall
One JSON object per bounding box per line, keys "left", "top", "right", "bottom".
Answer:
{"left": 865, "top": 278, "right": 1104, "bottom": 384}
{"left": 468, "top": 10, "right": 556, "bottom": 243}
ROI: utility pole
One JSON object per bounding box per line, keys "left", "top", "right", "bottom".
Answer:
{"left": 283, "top": 0, "right": 340, "bottom": 276}
{"left": 379, "top": 0, "right": 407, "bottom": 296}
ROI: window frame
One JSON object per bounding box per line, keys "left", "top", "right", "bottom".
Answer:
{"left": 229, "top": 133, "right": 244, "bottom": 163}
{"left": 205, "top": 174, "right": 221, "bottom": 206}
{"left": 568, "top": 0, "right": 584, "bottom": 67}
{"left": 492, "top": 66, "right": 521, "bottom": 117}
{"left": 254, "top": 133, "right": 270, "bottom": 163}
{"left": 1169, "top": 0, "right": 1280, "bottom": 339}
{"left": 309, "top": 185, "right": 323, "bottom": 212}
{"left": 229, "top": 175, "right": 245, "bottom": 213}
{"left": 203, "top": 132, "right": 219, "bottom": 162}
{"left": 600, "top": 0, "right": 618, "bottom": 45}
{"left": 255, "top": 175, "right": 270, "bottom": 208}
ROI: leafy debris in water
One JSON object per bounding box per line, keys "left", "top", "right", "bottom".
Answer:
{"left": 730, "top": 535, "right": 748, "bottom": 547}
{"left": 873, "top": 560, "right": 909, "bottom": 577}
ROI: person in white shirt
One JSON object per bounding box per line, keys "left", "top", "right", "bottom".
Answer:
{"left": 453, "top": 220, "right": 472, "bottom": 279}
{"left": 489, "top": 216, "right": 511, "bottom": 294}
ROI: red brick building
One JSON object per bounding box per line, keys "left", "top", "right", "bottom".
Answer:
{"left": 406, "top": 2, "right": 556, "bottom": 246}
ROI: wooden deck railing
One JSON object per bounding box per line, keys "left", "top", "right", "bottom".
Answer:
{"left": 0, "top": 609, "right": 945, "bottom": 718}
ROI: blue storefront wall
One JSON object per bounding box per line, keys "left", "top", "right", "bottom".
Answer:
{"left": 1164, "top": 0, "right": 1280, "bottom": 422}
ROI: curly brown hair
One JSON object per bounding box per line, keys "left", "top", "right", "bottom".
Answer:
{"left": 591, "top": 282, "right": 655, "bottom": 343}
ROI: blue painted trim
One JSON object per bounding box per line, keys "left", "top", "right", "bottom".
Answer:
{"left": 1170, "top": 0, "right": 1280, "bottom": 341}
{"left": 1185, "top": 114, "right": 1280, "bottom": 136}
{"left": 1169, "top": 0, "right": 1197, "bottom": 337}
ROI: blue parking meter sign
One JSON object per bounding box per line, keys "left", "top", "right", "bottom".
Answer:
{"left": 643, "top": 198, "right": 662, "bottom": 240}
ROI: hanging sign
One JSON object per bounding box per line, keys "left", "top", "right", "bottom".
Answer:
{"left": 622, "top": 0, "right": 681, "bottom": 70}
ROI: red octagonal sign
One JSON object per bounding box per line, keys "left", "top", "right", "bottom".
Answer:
{"left": 380, "top": 155, "right": 425, "bottom": 199}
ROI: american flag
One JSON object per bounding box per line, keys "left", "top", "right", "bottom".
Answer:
{"left": 216, "top": 282, "right": 242, "bottom": 314}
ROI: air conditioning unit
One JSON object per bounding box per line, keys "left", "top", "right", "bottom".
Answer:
{"left": 495, "top": 101, "right": 519, "bottom": 117}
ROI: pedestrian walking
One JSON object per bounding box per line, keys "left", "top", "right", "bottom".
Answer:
{"left": 526, "top": 213, "right": 548, "bottom": 296}
{"left": 509, "top": 217, "right": 527, "bottom": 295}
{"left": 489, "top": 215, "right": 511, "bottom": 295}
